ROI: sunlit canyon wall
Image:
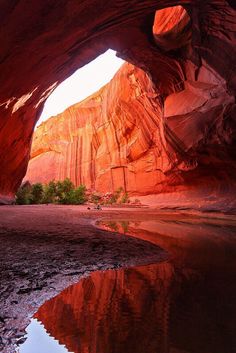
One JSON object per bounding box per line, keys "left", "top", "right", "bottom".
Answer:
{"left": 0, "top": 1, "right": 235, "bottom": 204}
{"left": 25, "top": 54, "right": 236, "bottom": 201}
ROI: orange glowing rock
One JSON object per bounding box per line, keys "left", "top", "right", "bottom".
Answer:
{"left": 0, "top": 1, "right": 235, "bottom": 205}
{"left": 25, "top": 60, "right": 236, "bottom": 202}
{"left": 25, "top": 63, "right": 169, "bottom": 195}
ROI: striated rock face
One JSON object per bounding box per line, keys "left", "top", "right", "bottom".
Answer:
{"left": 0, "top": 1, "right": 236, "bottom": 204}
{"left": 25, "top": 62, "right": 181, "bottom": 195}
{"left": 25, "top": 59, "right": 236, "bottom": 201}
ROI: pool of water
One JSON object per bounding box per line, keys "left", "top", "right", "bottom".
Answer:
{"left": 19, "top": 217, "right": 236, "bottom": 353}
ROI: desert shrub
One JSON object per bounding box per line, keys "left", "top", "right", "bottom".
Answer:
{"left": 107, "top": 194, "right": 117, "bottom": 204}
{"left": 55, "top": 178, "right": 74, "bottom": 203}
{"left": 105, "top": 187, "right": 124, "bottom": 204}
{"left": 56, "top": 178, "right": 74, "bottom": 200}
{"left": 30, "top": 183, "right": 44, "bottom": 204}
{"left": 60, "top": 178, "right": 74, "bottom": 193}
{"left": 16, "top": 178, "right": 85, "bottom": 205}
{"left": 120, "top": 192, "right": 129, "bottom": 204}
{"left": 90, "top": 193, "right": 101, "bottom": 204}
{"left": 57, "top": 189, "right": 73, "bottom": 204}
{"left": 114, "top": 187, "right": 123, "bottom": 200}
{"left": 15, "top": 183, "right": 32, "bottom": 205}
{"left": 42, "top": 180, "right": 57, "bottom": 203}
{"left": 73, "top": 185, "right": 87, "bottom": 204}
{"left": 100, "top": 187, "right": 130, "bottom": 205}
{"left": 57, "top": 183, "right": 87, "bottom": 205}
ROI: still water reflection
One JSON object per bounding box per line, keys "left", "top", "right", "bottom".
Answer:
{"left": 20, "top": 217, "right": 236, "bottom": 353}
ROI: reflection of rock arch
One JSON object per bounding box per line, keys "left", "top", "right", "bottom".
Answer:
{"left": 34, "top": 243, "right": 236, "bottom": 353}
{"left": 35, "top": 262, "right": 174, "bottom": 353}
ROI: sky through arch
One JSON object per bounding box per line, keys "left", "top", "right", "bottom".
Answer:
{"left": 37, "top": 49, "right": 124, "bottom": 127}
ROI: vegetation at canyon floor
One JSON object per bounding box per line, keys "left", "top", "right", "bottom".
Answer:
{"left": 15, "top": 178, "right": 131, "bottom": 206}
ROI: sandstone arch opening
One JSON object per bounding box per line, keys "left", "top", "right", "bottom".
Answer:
{"left": 153, "top": 5, "right": 191, "bottom": 51}
{"left": 1, "top": 2, "right": 236, "bottom": 353}
{"left": 36, "top": 49, "right": 124, "bottom": 127}
{"left": 22, "top": 13, "right": 236, "bottom": 210}
{"left": 0, "top": 1, "right": 235, "bottom": 209}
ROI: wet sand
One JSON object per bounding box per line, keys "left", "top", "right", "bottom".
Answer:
{"left": 0, "top": 205, "right": 235, "bottom": 352}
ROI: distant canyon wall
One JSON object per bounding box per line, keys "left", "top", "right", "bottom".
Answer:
{"left": 1, "top": 1, "right": 235, "bottom": 204}
{"left": 25, "top": 60, "right": 236, "bottom": 199}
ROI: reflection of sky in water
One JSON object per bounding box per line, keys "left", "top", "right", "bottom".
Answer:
{"left": 19, "top": 318, "right": 69, "bottom": 353}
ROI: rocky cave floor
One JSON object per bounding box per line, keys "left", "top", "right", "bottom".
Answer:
{"left": 0, "top": 204, "right": 236, "bottom": 352}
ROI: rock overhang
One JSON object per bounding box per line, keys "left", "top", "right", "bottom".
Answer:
{"left": 0, "top": 0, "right": 235, "bottom": 205}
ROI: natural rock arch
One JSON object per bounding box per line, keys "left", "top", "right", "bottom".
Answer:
{"left": 0, "top": 0, "right": 235, "bottom": 205}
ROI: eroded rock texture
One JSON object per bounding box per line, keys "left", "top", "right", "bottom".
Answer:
{"left": 25, "top": 62, "right": 189, "bottom": 195}
{"left": 0, "top": 1, "right": 236, "bottom": 204}
{"left": 26, "top": 58, "right": 235, "bottom": 200}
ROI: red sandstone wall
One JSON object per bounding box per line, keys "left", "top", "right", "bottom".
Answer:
{"left": 25, "top": 63, "right": 170, "bottom": 194}
{"left": 25, "top": 60, "right": 236, "bottom": 198}
{"left": 0, "top": 1, "right": 235, "bottom": 203}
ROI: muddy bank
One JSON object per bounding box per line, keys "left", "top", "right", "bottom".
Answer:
{"left": 0, "top": 205, "right": 167, "bottom": 352}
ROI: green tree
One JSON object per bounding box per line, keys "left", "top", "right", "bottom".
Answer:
{"left": 59, "top": 184, "right": 87, "bottom": 205}
{"left": 15, "top": 183, "right": 32, "bottom": 205}
{"left": 16, "top": 178, "right": 87, "bottom": 205}
{"left": 42, "top": 180, "right": 57, "bottom": 203}
{"left": 56, "top": 178, "right": 74, "bottom": 203}
{"left": 30, "top": 183, "right": 43, "bottom": 204}
{"left": 73, "top": 184, "right": 87, "bottom": 204}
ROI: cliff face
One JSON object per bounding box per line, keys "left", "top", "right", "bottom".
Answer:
{"left": 25, "top": 62, "right": 178, "bottom": 195}
{"left": 25, "top": 60, "right": 236, "bottom": 200}
{"left": 0, "top": 1, "right": 235, "bottom": 203}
